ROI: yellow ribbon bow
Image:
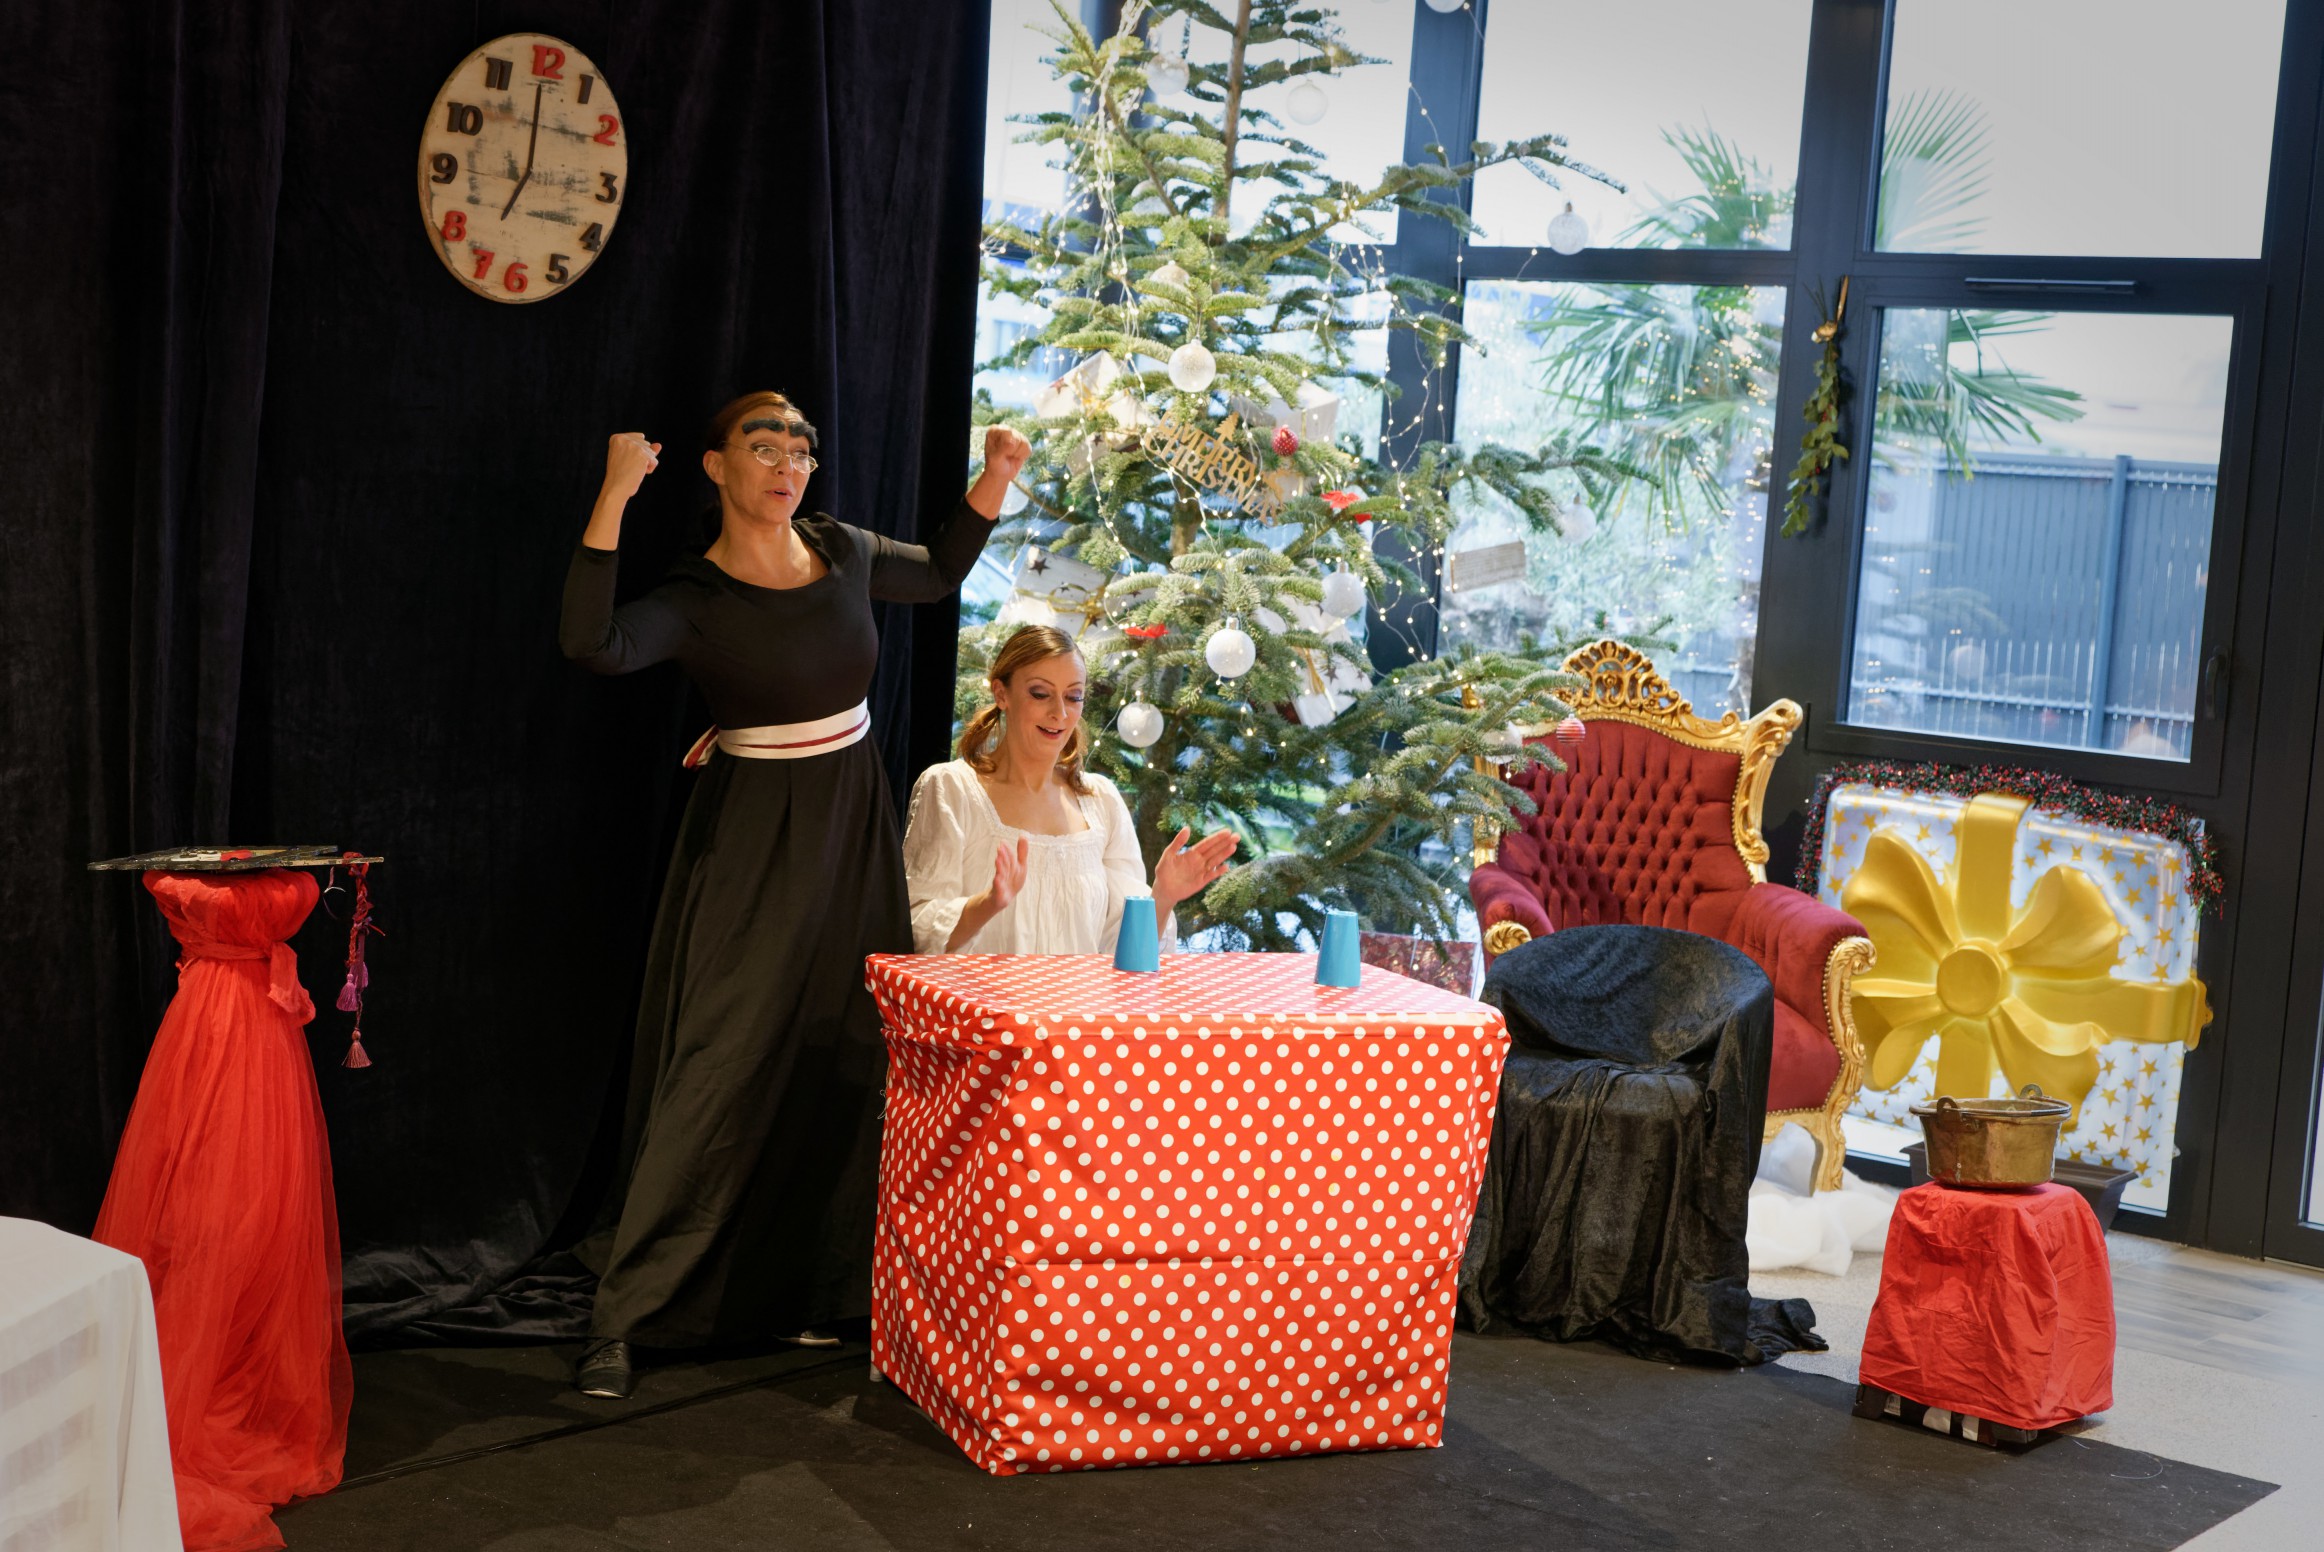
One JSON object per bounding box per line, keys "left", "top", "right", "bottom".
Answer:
{"left": 1841, "top": 793, "right": 2210, "bottom": 1122}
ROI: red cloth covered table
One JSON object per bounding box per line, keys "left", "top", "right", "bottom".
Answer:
{"left": 863, "top": 952, "right": 1511, "bottom": 1475}
{"left": 1859, "top": 1182, "right": 2114, "bottom": 1432}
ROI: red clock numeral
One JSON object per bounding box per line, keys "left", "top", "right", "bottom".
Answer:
{"left": 471, "top": 248, "right": 496, "bottom": 281}
{"left": 531, "top": 44, "right": 564, "bottom": 80}
{"left": 440, "top": 210, "right": 467, "bottom": 241}
{"left": 593, "top": 115, "right": 620, "bottom": 146}
{"left": 503, "top": 262, "right": 529, "bottom": 294}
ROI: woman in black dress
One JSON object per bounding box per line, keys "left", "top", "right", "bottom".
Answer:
{"left": 559, "top": 391, "right": 1028, "bottom": 1397}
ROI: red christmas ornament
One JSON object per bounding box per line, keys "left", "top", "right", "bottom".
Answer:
{"left": 1553, "top": 714, "right": 1587, "bottom": 752}
{"left": 1124, "top": 623, "right": 1170, "bottom": 640}
{"left": 1321, "top": 489, "right": 1361, "bottom": 512}
{"left": 1272, "top": 425, "right": 1299, "bottom": 456}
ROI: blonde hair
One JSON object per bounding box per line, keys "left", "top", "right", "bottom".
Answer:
{"left": 959, "top": 625, "right": 1091, "bottom": 795}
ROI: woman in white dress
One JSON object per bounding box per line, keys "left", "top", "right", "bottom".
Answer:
{"left": 904, "top": 625, "right": 1237, "bottom": 954}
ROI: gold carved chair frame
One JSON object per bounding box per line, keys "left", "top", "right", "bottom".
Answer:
{"left": 1473, "top": 640, "right": 1876, "bottom": 1191}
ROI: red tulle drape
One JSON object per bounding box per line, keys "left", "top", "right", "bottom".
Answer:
{"left": 95, "top": 870, "right": 352, "bottom": 1552}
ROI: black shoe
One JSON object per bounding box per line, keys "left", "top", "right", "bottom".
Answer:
{"left": 577, "top": 1339, "right": 634, "bottom": 1398}
{"left": 780, "top": 1328, "right": 841, "bottom": 1348}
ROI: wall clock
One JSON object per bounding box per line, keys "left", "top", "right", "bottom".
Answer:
{"left": 417, "top": 33, "right": 626, "bottom": 303}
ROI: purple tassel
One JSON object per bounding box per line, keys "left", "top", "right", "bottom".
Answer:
{"left": 356, "top": 960, "right": 370, "bottom": 990}
{"left": 336, "top": 975, "right": 361, "bottom": 1013}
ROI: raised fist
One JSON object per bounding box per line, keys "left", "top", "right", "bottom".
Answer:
{"left": 982, "top": 424, "right": 1033, "bottom": 485}
{"left": 604, "top": 432, "right": 662, "bottom": 499}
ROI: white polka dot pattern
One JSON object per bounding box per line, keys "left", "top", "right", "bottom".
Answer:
{"left": 862, "top": 952, "right": 1512, "bottom": 1476}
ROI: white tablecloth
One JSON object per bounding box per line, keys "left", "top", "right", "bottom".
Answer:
{"left": 0, "top": 1217, "right": 180, "bottom": 1550}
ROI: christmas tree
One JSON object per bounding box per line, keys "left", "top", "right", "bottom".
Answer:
{"left": 966, "top": 0, "right": 1634, "bottom": 949}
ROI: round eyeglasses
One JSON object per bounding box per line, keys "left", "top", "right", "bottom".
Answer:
{"left": 738, "top": 442, "right": 819, "bottom": 474}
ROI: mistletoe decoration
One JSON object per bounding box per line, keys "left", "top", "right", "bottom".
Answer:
{"left": 1781, "top": 276, "right": 1849, "bottom": 537}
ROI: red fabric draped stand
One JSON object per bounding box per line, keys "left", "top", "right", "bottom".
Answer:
{"left": 1859, "top": 1182, "right": 2115, "bottom": 1432}
{"left": 94, "top": 870, "right": 351, "bottom": 1552}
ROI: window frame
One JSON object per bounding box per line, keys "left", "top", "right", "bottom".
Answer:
{"left": 982, "top": 0, "right": 2324, "bottom": 1256}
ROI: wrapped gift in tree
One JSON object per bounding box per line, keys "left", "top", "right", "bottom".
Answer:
{"left": 998, "top": 545, "right": 1137, "bottom": 661}
{"left": 1806, "top": 772, "right": 2214, "bottom": 1211}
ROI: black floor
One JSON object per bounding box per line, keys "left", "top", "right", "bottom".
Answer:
{"left": 273, "top": 1334, "right": 2274, "bottom": 1551}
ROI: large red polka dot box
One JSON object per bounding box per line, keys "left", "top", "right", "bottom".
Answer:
{"left": 863, "top": 951, "right": 1511, "bottom": 1476}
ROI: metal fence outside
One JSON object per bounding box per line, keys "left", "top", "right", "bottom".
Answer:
{"left": 1848, "top": 452, "right": 2216, "bottom": 759}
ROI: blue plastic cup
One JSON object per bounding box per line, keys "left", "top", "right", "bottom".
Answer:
{"left": 1115, "top": 895, "right": 1160, "bottom": 973}
{"left": 1316, "top": 909, "right": 1360, "bottom": 988}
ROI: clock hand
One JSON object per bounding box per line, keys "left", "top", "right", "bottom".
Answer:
{"left": 500, "top": 82, "right": 545, "bottom": 219}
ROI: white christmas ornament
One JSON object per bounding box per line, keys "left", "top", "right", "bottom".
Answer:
{"left": 1321, "top": 568, "right": 1366, "bottom": 619}
{"left": 1148, "top": 52, "right": 1190, "bottom": 97}
{"left": 1423, "top": 0, "right": 1466, "bottom": 12}
{"left": 1286, "top": 80, "right": 1329, "bottom": 125}
{"left": 999, "top": 480, "right": 1030, "bottom": 516}
{"left": 1205, "top": 619, "right": 1257, "bottom": 679}
{"left": 1558, "top": 504, "right": 1596, "bottom": 544}
{"left": 1167, "top": 341, "right": 1218, "bottom": 393}
{"left": 1546, "top": 201, "right": 1591, "bottom": 255}
{"left": 1116, "top": 700, "right": 1165, "bottom": 749}
{"left": 1146, "top": 259, "right": 1192, "bottom": 292}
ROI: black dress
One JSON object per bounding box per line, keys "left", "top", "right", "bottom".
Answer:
{"left": 559, "top": 502, "right": 994, "bottom": 1346}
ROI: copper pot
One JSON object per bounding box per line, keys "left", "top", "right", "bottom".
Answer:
{"left": 1910, "top": 1086, "right": 2071, "bottom": 1188}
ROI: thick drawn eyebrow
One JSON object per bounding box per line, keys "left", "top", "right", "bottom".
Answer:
{"left": 741, "top": 416, "right": 817, "bottom": 445}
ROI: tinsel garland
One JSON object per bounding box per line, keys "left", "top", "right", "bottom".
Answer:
{"left": 1795, "top": 759, "right": 2223, "bottom": 912}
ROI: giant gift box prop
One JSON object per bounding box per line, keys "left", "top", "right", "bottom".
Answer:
{"left": 1816, "top": 785, "right": 2208, "bottom": 1210}
{"left": 864, "top": 952, "right": 1510, "bottom": 1475}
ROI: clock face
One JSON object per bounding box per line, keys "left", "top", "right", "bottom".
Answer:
{"left": 417, "top": 34, "right": 626, "bottom": 303}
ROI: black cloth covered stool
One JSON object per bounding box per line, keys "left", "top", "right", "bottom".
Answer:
{"left": 1459, "top": 923, "right": 1822, "bottom": 1365}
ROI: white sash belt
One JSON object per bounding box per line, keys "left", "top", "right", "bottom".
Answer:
{"left": 682, "top": 702, "right": 870, "bottom": 767}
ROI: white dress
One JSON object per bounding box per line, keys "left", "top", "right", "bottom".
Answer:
{"left": 902, "top": 760, "right": 1172, "bottom": 954}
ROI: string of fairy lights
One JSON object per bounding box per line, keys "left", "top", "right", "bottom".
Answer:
{"left": 976, "top": 0, "right": 1776, "bottom": 721}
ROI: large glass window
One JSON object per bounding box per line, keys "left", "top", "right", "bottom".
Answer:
{"left": 1442, "top": 281, "right": 1782, "bottom": 718}
{"left": 1844, "top": 310, "right": 2231, "bottom": 760}
{"left": 1879, "top": 0, "right": 2287, "bottom": 257}
{"left": 1471, "top": 0, "right": 1814, "bottom": 252}
{"left": 982, "top": 0, "right": 1079, "bottom": 232}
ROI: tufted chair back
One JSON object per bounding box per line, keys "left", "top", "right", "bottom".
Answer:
{"left": 1470, "top": 641, "right": 1878, "bottom": 1195}
{"left": 1494, "top": 719, "right": 1756, "bottom": 935}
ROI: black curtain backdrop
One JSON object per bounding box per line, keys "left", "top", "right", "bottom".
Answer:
{"left": 0, "top": 0, "right": 991, "bottom": 1340}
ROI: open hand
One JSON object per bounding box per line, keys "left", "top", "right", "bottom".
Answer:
{"left": 603, "top": 432, "right": 661, "bottom": 500}
{"left": 982, "top": 424, "right": 1032, "bottom": 485}
{"left": 1153, "top": 826, "right": 1238, "bottom": 911}
{"left": 985, "top": 836, "right": 1031, "bottom": 914}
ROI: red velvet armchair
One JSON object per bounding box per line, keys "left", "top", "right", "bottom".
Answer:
{"left": 1470, "top": 642, "right": 1876, "bottom": 1192}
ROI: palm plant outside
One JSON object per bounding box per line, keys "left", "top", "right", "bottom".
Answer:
{"left": 1449, "top": 94, "right": 2083, "bottom": 709}
{"left": 1529, "top": 95, "right": 2082, "bottom": 532}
